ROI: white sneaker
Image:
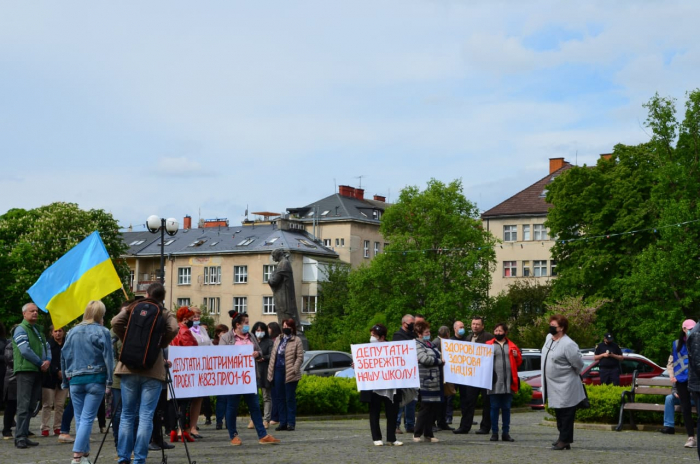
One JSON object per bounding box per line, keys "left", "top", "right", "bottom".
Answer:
{"left": 685, "top": 437, "right": 697, "bottom": 448}
{"left": 428, "top": 437, "right": 440, "bottom": 443}
{"left": 373, "top": 440, "right": 383, "bottom": 446}
{"left": 388, "top": 441, "right": 403, "bottom": 446}
{"left": 412, "top": 436, "right": 422, "bottom": 442}
{"left": 71, "top": 457, "right": 92, "bottom": 464}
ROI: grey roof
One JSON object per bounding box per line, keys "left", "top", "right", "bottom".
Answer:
{"left": 287, "top": 193, "right": 388, "bottom": 224}
{"left": 122, "top": 224, "right": 339, "bottom": 259}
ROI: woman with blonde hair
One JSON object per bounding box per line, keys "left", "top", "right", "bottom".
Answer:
{"left": 60, "top": 300, "right": 114, "bottom": 464}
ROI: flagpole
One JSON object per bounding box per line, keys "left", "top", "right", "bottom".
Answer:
{"left": 121, "top": 286, "right": 129, "bottom": 300}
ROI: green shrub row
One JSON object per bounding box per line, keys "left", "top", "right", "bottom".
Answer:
{"left": 544, "top": 384, "right": 671, "bottom": 424}
{"left": 225, "top": 376, "right": 531, "bottom": 416}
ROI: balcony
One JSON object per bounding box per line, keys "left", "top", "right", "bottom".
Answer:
{"left": 136, "top": 280, "right": 159, "bottom": 292}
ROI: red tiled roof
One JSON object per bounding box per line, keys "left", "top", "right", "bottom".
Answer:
{"left": 481, "top": 163, "right": 572, "bottom": 218}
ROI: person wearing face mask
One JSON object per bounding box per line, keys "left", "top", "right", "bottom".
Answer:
{"left": 432, "top": 326, "right": 454, "bottom": 431}
{"left": 360, "top": 324, "right": 403, "bottom": 446}
{"left": 664, "top": 319, "right": 697, "bottom": 448}
{"left": 392, "top": 314, "right": 417, "bottom": 434}
{"left": 186, "top": 307, "right": 211, "bottom": 439}
{"left": 412, "top": 320, "right": 444, "bottom": 443}
{"left": 219, "top": 313, "right": 279, "bottom": 445}
{"left": 593, "top": 332, "right": 623, "bottom": 386}
{"left": 541, "top": 314, "right": 585, "bottom": 451}
{"left": 170, "top": 307, "right": 199, "bottom": 443}
{"left": 267, "top": 318, "right": 304, "bottom": 432}
{"left": 251, "top": 321, "right": 273, "bottom": 429}
{"left": 485, "top": 323, "right": 522, "bottom": 442}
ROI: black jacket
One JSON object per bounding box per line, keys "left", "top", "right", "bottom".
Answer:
{"left": 42, "top": 337, "right": 63, "bottom": 389}
{"left": 687, "top": 325, "right": 700, "bottom": 392}
{"left": 392, "top": 328, "right": 416, "bottom": 341}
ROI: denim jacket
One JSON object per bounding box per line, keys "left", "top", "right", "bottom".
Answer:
{"left": 60, "top": 322, "right": 114, "bottom": 389}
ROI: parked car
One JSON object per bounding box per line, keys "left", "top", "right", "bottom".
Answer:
{"left": 302, "top": 350, "right": 353, "bottom": 377}
{"left": 525, "top": 353, "right": 664, "bottom": 409}
{"left": 518, "top": 349, "right": 542, "bottom": 380}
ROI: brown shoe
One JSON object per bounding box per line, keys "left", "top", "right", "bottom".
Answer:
{"left": 259, "top": 435, "right": 280, "bottom": 444}
{"left": 247, "top": 420, "right": 254, "bottom": 429}
{"left": 395, "top": 428, "right": 403, "bottom": 435}
{"left": 230, "top": 436, "right": 242, "bottom": 446}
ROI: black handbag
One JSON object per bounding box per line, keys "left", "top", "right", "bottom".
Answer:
{"left": 577, "top": 376, "right": 590, "bottom": 409}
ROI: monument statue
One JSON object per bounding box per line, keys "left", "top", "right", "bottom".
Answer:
{"left": 268, "top": 249, "right": 301, "bottom": 328}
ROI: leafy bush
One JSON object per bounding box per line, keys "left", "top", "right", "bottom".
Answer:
{"left": 544, "top": 384, "right": 668, "bottom": 424}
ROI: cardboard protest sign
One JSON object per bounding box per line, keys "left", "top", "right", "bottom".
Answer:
{"left": 169, "top": 344, "right": 257, "bottom": 399}
{"left": 351, "top": 340, "right": 420, "bottom": 391}
{"left": 442, "top": 339, "right": 493, "bottom": 389}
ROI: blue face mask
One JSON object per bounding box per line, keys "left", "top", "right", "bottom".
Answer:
{"left": 457, "top": 328, "right": 465, "bottom": 336}
{"left": 242, "top": 325, "right": 250, "bottom": 334}
{"left": 193, "top": 320, "right": 200, "bottom": 326}
{"left": 423, "top": 335, "right": 431, "bottom": 341}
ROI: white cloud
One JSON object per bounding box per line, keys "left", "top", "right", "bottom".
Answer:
{"left": 156, "top": 156, "right": 205, "bottom": 177}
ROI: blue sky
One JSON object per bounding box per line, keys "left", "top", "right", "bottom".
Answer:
{"left": 1, "top": 1, "right": 698, "bottom": 230}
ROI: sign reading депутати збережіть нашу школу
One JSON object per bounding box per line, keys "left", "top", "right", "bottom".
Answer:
{"left": 351, "top": 340, "right": 420, "bottom": 391}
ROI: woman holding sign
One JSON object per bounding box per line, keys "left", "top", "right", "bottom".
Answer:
{"left": 219, "top": 313, "right": 280, "bottom": 446}
{"left": 170, "top": 307, "right": 199, "bottom": 443}
{"left": 485, "top": 323, "right": 522, "bottom": 442}
{"left": 412, "top": 321, "right": 443, "bottom": 443}
{"left": 541, "top": 314, "right": 585, "bottom": 451}
{"left": 360, "top": 324, "right": 403, "bottom": 447}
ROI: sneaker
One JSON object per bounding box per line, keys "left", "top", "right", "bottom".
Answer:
{"left": 373, "top": 440, "right": 384, "bottom": 446}
{"left": 230, "top": 436, "right": 242, "bottom": 446}
{"left": 2, "top": 434, "right": 12, "bottom": 440}
{"left": 658, "top": 426, "right": 675, "bottom": 434}
{"left": 427, "top": 437, "right": 440, "bottom": 443}
{"left": 387, "top": 441, "right": 403, "bottom": 446}
{"left": 71, "top": 457, "right": 92, "bottom": 464}
{"left": 259, "top": 435, "right": 280, "bottom": 444}
{"left": 263, "top": 421, "right": 270, "bottom": 428}
{"left": 54, "top": 429, "right": 60, "bottom": 436}
{"left": 41, "top": 430, "right": 49, "bottom": 437}
{"left": 412, "top": 436, "right": 422, "bottom": 442}
{"left": 100, "top": 427, "right": 107, "bottom": 434}
{"left": 58, "top": 434, "right": 75, "bottom": 443}
{"left": 685, "top": 437, "right": 697, "bottom": 448}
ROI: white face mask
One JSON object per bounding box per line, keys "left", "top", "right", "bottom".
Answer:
{"left": 255, "top": 331, "right": 265, "bottom": 339}
{"left": 370, "top": 336, "right": 379, "bottom": 343}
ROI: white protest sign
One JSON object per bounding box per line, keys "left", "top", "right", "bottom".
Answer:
{"left": 168, "top": 344, "right": 257, "bottom": 399}
{"left": 442, "top": 339, "right": 493, "bottom": 389}
{"left": 351, "top": 340, "right": 420, "bottom": 391}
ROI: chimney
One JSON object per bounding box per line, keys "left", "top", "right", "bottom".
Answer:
{"left": 600, "top": 153, "right": 613, "bottom": 161}
{"left": 338, "top": 185, "right": 355, "bottom": 198}
{"left": 373, "top": 194, "right": 386, "bottom": 202}
{"left": 549, "top": 157, "right": 566, "bottom": 174}
{"left": 183, "top": 215, "right": 192, "bottom": 230}
{"left": 354, "top": 188, "right": 364, "bottom": 200}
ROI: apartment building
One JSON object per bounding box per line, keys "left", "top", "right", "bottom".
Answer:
{"left": 481, "top": 158, "right": 572, "bottom": 296}
{"left": 122, "top": 218, "right": 338, "bottom": 326}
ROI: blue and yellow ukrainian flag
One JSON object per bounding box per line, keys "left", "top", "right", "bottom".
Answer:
{"left": 28, "top": 231, "right": 122, "bottom": 329}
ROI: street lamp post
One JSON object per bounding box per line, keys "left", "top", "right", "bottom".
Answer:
{"left": 147, "top": 215, "right": 179, "bottom": 284}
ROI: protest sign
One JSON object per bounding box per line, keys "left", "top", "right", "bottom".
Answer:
{"left": 442, "top": 339, "right": 493, "bottom": 389}
{"left": 351, "top": 340, "right": 420, "bottom": 391}
{"left": 169, "top": 344, "right": 257, "bottom": 399}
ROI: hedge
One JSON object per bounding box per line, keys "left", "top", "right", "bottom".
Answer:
{"left": 544, "top": 384, "right": 671, "bottom": 424}
{"left": 226, "top": 376, "right": 531, "bottom": 416}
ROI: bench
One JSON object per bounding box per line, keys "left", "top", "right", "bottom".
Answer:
{"left": 616, "top": 370, "right": 696, "bottom": 431}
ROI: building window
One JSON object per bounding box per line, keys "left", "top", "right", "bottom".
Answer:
{"left": 522, "top": 260, "right": 531, "bottom": 277}
{"left": 301, "top": 296, "right": 317, "bottom": 314}
{"left": 504, "top": 225, "right": 517, "bottom": 242}
{"left": 551, "top": 260, "right": 557, "bottom": 277}
{"left": 534, "top": 260, "right": 548, "bottom": 277}
{"left": 176, "top": 298, "right": 190, "bottom": 307}
{"left": 374, "top": 242, "right": 380, "bottom": 256}
{"left": 234, "top": 265, "right": 248, "bottom": 284}
{"left": 335, "top": 238, "right": 345, "bottom": 247}
{"left": 233, "top": 297, "right": 247, "bottom": 313}
{"left": 263, "top": 265, "right": 276, "bottom": 283}
{"left": 204, "top": 297, "right": 220, "bottom": 315}
{"left": 263, "top": 296, "right": 276, "bottom": 314}
{"left": 363, "top": 240, "right": 370, "bottom": 258}
{"left": 323, "top": 239, "right": 332, "bottom": 247}
{"left": 203, "top": 266, "right": 221, "bottom": 285}
{"left": 503, "top": 261, "right": 517, "bottom": 277}
{"left": 178, "top": 267, "right": 191, "bottom": 285}
{"left": 534, "top": 224, "right": 549, "bottom": 241}
{"left": 523, "top": 225, "right": 531, "bottom": 241}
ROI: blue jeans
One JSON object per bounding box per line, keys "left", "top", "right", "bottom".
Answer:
{"left": 396, "top": 399, "right": 416, "bottom": 429}
{"left": 118, "top": 375, "right": 163, "bottom": 464}
{"left": 215, "top": 395, "right": 228, "bottom": 426}
{"left": 273, "top": 366, "right": 298, "bottom": 427}
{"left": 664, "top": 393, "right": 695, "bottom": 427}
{"left": 489, "top": 393, "right": 512, "bottom": 434}
{"left": 70, "top": 383, "right": 106, "bottom": 455}
{"left": 225, "top": 393, "right": 267, "bottom": 439}
{"left": 61, "top": 398, "right": 74, "bottom": 434}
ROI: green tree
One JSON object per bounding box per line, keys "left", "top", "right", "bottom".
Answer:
{"left": 305, "top": 262, "right": 352, "bottom": 350}
{"left": 343, "top": 179, "right": 497, "bottom": 342}
{"left": 0, "top": 202, "right": 132, "bottom": 329}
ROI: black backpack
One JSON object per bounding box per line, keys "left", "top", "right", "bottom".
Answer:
{"left": 119, "top": 299, "right": 166, "bottom": 370}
